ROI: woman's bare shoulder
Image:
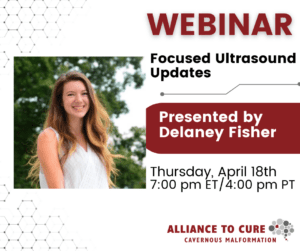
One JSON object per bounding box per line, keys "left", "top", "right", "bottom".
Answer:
{"left": 37, "top": 128, "right": 58, "bottom": 148}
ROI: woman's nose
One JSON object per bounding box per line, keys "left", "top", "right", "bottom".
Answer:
{"left": 75, "top": 94, "right": 83, "bottom": 102}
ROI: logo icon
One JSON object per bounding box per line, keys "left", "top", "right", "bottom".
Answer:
{"left": 269, "top": 219, "right": 294, "bottom": 240}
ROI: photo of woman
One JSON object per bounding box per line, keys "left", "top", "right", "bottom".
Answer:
{"left": 28, "top": 71, "right": 119, "bottom": 188}
{"left": 14, "top": 57, "right": 146, "bottom": 189}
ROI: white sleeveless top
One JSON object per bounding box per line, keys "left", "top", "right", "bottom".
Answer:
{"left": 39, "top": 127, "right": 109, "bottom": 189}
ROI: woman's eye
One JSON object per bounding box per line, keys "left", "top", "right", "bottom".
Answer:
{"left": 68, "top": 94, "right": 74, "bottom": 96}
{"left": 83, "top": 92, "right": 88, "bottom": 96}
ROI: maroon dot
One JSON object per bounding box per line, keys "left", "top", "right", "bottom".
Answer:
{"left": 276, "top": 225, "right": 279, "bottom": 228}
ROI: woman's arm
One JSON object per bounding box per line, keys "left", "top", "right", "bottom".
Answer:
{"left": 37, "top": 128, "right": 65, "bottom": 188}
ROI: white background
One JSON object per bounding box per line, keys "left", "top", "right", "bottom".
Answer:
{"left": 1, "top": 0, "right": 300, "bottom": 250}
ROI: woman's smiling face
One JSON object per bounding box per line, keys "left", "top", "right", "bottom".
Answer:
{"left": 62, "top": 80, "right": 90, "bottom": 120}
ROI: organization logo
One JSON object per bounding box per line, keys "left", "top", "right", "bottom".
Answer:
{"left": 269, "top": 219, "right": 294, "bottom": 241}
{"left": 167, "top": 218, "right": 294, "bottom": 244}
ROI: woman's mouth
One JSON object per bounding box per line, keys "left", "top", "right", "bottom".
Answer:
{"left": 72, "top": 105, "right": 85, "bottom": 111}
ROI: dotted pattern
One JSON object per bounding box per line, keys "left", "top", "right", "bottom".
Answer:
{"left": 0, "top": 184, "right": 10, "bottom": 202}
{"left": 0, "top": 0, "right": 87, "bottom": 57}
{"left": 0, "top": 51, "right": 9, "bottom": 68}
{"left": 0, "top": 184, "right": 89, "bottom": 250}
{"left": 269, "top": 218, "right": 294, "bottom": 241}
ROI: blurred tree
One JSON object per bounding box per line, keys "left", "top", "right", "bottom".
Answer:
{"left": 14, "top": 57, "right": 146, "bottom": 188}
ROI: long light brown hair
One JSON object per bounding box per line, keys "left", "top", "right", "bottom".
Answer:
{"left": 28, "top": 71, "right": 120, "bottom": 187}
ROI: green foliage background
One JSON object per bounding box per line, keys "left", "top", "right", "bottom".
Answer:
{"left": 14, "top": 57, "right": 146, "bottom": 189}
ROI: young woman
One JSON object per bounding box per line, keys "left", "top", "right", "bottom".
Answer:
{"left": 28, "top": 71, "right": 119, "bottom": 189}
